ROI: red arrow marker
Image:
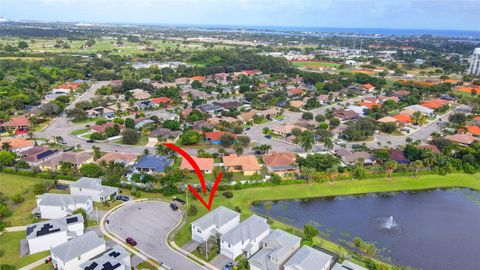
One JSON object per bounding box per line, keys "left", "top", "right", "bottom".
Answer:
{"left": 164, "top": 143, "right": 207, "bottom": 193}
{"left": 164, "top": 143, "right": 223, "bottom": 211}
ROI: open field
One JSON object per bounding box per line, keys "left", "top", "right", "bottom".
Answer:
{"left": 0, "top": 173, "right": 54, "bottom": 226}
{"left": 291, "top": 60, "right": 341, "bottom": 68}
{"left": 0, "top": 231, "right": 50, "bottom": 268}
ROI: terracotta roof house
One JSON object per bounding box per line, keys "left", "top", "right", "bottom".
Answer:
{"left": 417, "top": 145, "right": 440, "bottom": 154}
{"left": 357, "top": 101, "right": 381, "bottom": 110}
{"left": 377, "top": 116, "right": 398, "bottom": 123}
{"left": 445, "top": 134, "right": 479, "bottom": 145}
{"left": 332, "top": 110, "right": 359, "bottom": 121}
{"left": 37, "top": 151, "right": 94, "bottom": 171}
{"left": 465, "top": 126, "right": 480, "bottom": 137}
{"left": 95, "top": 152, "right": 138, "bottom": 165}
{"left": 180, "top": 157, "right": 214, "bottom": 173}
{"left": 151, "top": 97, "right": 173, "bottom": 106}
{"left": 189, "top": 76, "right": 205, "bottom": 82}
{"left": 148, "top": 127, "right": 181, "bottom": 143}
{"left": 378, "top": 96, "right": 400, "bottom": 103}
{"left": 393, "top": 114, "right": 412, "bottom": 124}
{"left": 0, "top": 138, "right": 34, "bottom": 153}
{"left": 1, "top": 116, "right": 30, "bottom": 128}
{"left": 181, "top": 108, "right": 193, "bottom": 118}
{"left": 289, "top": 100, "right": 305, "bottom": 108}
{"left": 241, "top": 70, "right": 262, "bottom": 76}
{"left": 204, "top": 131, "right": 237, "bottom": 145}
{"left": 90, "top": 122, "right": 123, "bottom": 133}
{"left": 223, "top": 154, "right": 261, "bottom": 176}
{"left": 287, "top": 88, "right": 305, "bottom": 96}
{"left": 392, "top": 90, "right": 411, "bottom": 98}
{"left": 361, "top": 83, "right": 375, "bottom": 92}
{"left": 262, "top": 152, "right": 298, "bottom": 176}
{"left": 420, "top": 99, "right": 451, "bottom": 109}
{"left": 389, "top": 149, "right": 409, "bottom": 164}
{"left": 335, "top": 149, "right": 376, "bottom": 165}
{"left": 19, "top": 145, "right": 61, "bottom": 165}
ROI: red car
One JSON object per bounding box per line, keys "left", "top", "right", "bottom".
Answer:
{"left": 126, "top": 237, "right": 137, "bottom": 246}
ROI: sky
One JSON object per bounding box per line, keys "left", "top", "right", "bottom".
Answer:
{"left": 1, "top": 0, "right": 479, "bottom": 31}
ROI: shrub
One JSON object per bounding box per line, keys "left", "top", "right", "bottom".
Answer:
{"left": 222, "top": 191, "right": 233, "bottom": 198}
{"left": 12, "top": 194, "right": 24, "bottom": 204}
{"left": 234, "top": 206, "right": 242, "bottom": 213}
{"left": 188, "top": 204, "right": 198, "bottom": 216}
{"left": 72, "top": 208, "right": 88, "bottom": 227}
{"left": 33, "top": 183, "right": 48, "bottom": 195}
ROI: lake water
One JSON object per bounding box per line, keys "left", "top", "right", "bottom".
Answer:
{"left": 250, "top": 189, "right": 480, "bottom": 270}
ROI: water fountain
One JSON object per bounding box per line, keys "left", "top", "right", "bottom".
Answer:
{"left": 384, "top": 216, "right": 398, "bottom": 229}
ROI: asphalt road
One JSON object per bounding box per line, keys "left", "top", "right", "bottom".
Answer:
{"left": 106, "top": 201, "right": 205, "bottom": 270}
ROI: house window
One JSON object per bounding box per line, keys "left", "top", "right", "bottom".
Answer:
{"left": 197, "top": 229, "right": 201, "bottom": 233}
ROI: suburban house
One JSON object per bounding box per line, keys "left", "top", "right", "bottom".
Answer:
{"left": 238, "top": 108, "right": 281, "bottom": 123}
{"left": 213, "top": 101, "right": 243, "bottom": 110}
{"left": 220, "top": 215, "right": 270, "bottom": 259}
{"left": 86, "top": 107, "right": 115, "bottom": 118}
{"left": 401, "top": 105, "right": 434, "bottom": 116}
{"left": 199, "top": 104, "right": 224, "bottom": 116}
{"left": 222, "top": 154, "right": 261, "bottom": 176}
{"left": 33, "top": 193, "right": 93, "bottom": 219}
{"left": 148, "top": 127, "right": 181, "bottom": 143}
{"left": 90, "top": 122, "right": 124, "bottom": 133}
{"left": 192, "top": 121, "right": 215, "bottom": 133}
{"left": 51, "top": 82, "right": 81, "bottom": 94}
{"left": 26, "top": 214, "right": 84, "bottom": 254}
{"left": 132, "top": 155, "right": 173, "bottom": 174}
{"left": 207, "top": 116, "right": 240, "bottom": 126}
{"left": 205, "top": 131, "right": 237, "bottom": 145}
{"left": 389, "top": 149, "right": 410, "bottom": 164}
{"left": 332, "top": 261, "right": 368, "bottom": 270}
{"left": 332, "top": 110, "right": 359, "bottom": 121}
{"left": 248, "top": 229, "right": 301, "bottom": 270}
{"left": 271, "top": 124, "right": 306, "bottom": 137}
{"left": 129, "top": 88, "right": 151, "bottom": 100}
{"left": 70, "top": 177, "right": 118, "bottom": 202}
{"left": 284, "top": 246, "right": 336, "bottom": 270}
{"left": 0, "top": 116, "right": 30, "bottom": 135}
{"left": 0, "top": 138, "right": 34, "bottom": 153}
{"left": 37, "top": 151, "right": 94, "bottom": 171}
{"left": 50, "top": 231, "right": 106, "bottom": 270}
{"left": 335, "top": 149, "right": 376, "bottom": 165}
{"left": 191, "top": 206, "right": 240, "bottom": 243}
{"left": 95, "top": 152, "right": 138, "bottom": 166}
{"left": 361, "top": 83, "right": 375, "bottom": 92}
{"left": 151, "top": 97, "right": 173, "bottom": 107}
{"left": 465, "top": 126, "right": 480, "bottom": 137}
{"left": 261, "top": 152, "right": 298, "bottom": 176}
{"left": 445, "top": 134, "right": 479, "bottom": 145}
{"left": 79, "top": 244, "right": 131, "bottom": 270}
{"left": 180, "top": 157, "right": 214, "bottom": 174}
{"left": 19, "top": 145, "right": 61, "bottom": 166}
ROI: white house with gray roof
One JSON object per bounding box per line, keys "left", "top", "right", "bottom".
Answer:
{"left": 51, "top": 231, "right": 106, "bottom": 270}
{"left": 26, "top": 214, "right": 84, "bottom": 254}
{"left": 284, "top": 246, "right": 335, "bottom": 270}
{"left": 79, "top": 245, "right": 131, "bottom": 270}
{"left": 249, "top": 229, "right": 301, "bottom": 270}
{"left": 220, "top": 214, "right": 270, "bottom": 260}
{"left": 191, "top": 206, "right": 240, "bottom": 243}
{"left": 33, "top": 193, "right": 93, "bottom": 219}
{"left": 70, "top": 177, "right": 118, "bottom": 202}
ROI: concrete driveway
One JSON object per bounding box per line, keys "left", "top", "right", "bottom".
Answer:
{"left": 106, "top": 201, "right": 205, "bottom": 270}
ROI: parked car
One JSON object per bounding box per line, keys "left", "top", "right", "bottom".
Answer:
{"left": 116, "top": 195, "right": 129, "bottom": 202}
{"left": 86, "top": 139, "right": 94, "bottom": 143}
{"left": 126, "top": 237, "right": 137, "bottom": 246}
{"left": 170, "top": 203, "right": 178, "bottom": 211}
{"left": 45, "top": 257, "right": 52, "bottom": 264}
{"left": 173, "top": 197, "right": 185, "bottom": 204}
{"left": 223, "top": 262, "right": 234, "bottom": 270}
{"left": 265, "top": 135, "right": 272, "bottom": 139}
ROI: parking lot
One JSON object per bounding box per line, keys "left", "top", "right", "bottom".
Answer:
{"left": 106, "top": 201, "right": 205, "bottom": 270}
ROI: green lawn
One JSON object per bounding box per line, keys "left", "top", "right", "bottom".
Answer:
{"left": 0, "top": 231, "right": 50, "bottom": 268}
{"left": 174, "top": 173, "right": 480, "bottom": 268}
{"left": 291, "top": 61, "right": 341, "bottom": 68}
{"left": 0, "top": 173, "right": 54, "bottom": 226}
{"left": 70, "top": 128, "right": 90, "bottom": 136}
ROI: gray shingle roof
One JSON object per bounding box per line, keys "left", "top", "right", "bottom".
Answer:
{"left": 26, "top": 214, "right": 83, "bottom": 240}
{"left": 38, "top": 193, "right": 90, "bottom": 207}
{"left": 331, "top": 260, "right": 368, "bottom": 270}
{"left": 70, "top": 177, "right": 102, "bottom": 190}
{"left": 248, "top": 229, "right": 301, "bottom": 270}
{"left": 192, "top": 206, "right": 239, "bottom": 231}
{"left": 222, "top": 215, "right": 269, "bottom": 245}
{"left": 51, "top": 231, "right": 105, "bottom": 262}
{"left": 284, "top": 246, "right": 333, "bottom": 270}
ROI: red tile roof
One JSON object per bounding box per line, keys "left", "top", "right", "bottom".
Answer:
{"left": 1, "top": 116, "right": 30, "bottom": 127}
{"left": 55, "top": 82, "right": 81, "bottom": 90}
{"left": 393, "top": 114, "right": 412, "bottom": 123}
{"left": 204, "top": 131, "right": 236, "bottom": 141}
{"left": 357, "top": 101, "right": 381, "bottom": 109}
{"left": 288, "top": 88, "right": 305, "bottom": 95}
{"left": 361, "top": 83, "right": 375, "bottom": 90}
{"left": 445, "top": 134, "right": 479, "bottom": 145}
{"left": 180, "top": 157, "right": 214, "bottom": 172}
{"left": 189, "top": 76, "right": 205, "bottom": 82}
{"left": 151, "top": 97, "right": 173, "bottom": 104}
{"left": 420, "top": 99, "right": 450, "bottom": 109}
{"left": 465, "top": 126, "right": 480, "bottom": 136}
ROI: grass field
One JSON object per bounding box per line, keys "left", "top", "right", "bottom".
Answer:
{"left": 0, "top": 173, "right": 54, "bottom": 226}
{"left": 291, "top": 61, "right": 341, "bottom": 68}
{"left": 112, "top": 135, "right": 148, "bottom": 146}
{"left": 0, "top": 231, "right": 50, "bottom": 268}
{"left": 70, "top": 128, "right": 90, "bottom": 136}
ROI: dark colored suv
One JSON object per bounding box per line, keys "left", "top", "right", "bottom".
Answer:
{"left": 170, "top": 203, "right": 179, "bottom": 211}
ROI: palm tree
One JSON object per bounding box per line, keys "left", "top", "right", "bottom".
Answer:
{"left": 233, "top": 144, "right": 244, "bottom": 155}
{"left": 295, "top": 131, "right": 314, "bottom": 153}
{"left": 323, "top": 137, "right": 334, "bottom": 151}
{"left": 301, "top": 167, "right": 316, "bottom": 184}
{"left": 1, "top": 142, "right": 11, "bottom": 151}
{"left": 384, "top": 160, "right": 397, "bottom": 179}
{"left": 410, "top": 160, "right": 423, "bottom": 177}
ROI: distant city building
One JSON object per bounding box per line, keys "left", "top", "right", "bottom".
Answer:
{"left": 467, "top": 48, "right": 480, "bottom": 75}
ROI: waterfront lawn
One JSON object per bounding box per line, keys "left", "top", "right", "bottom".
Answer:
{"left": 0, "top": 173, "right": 54, "bottom": 226}
{"left": 0, "top": 231, "right": 50, "bottom": 268}
{"left": 174, "top": 173, "right": 480, "bottom": 267}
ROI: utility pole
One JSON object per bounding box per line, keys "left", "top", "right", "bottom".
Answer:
{"left": 186, "top": 188, "right": 188, "bottom": 206}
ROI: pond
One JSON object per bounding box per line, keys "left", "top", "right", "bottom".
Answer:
{"left": 250, "top": 189, "right": 480, "bottom": 270}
